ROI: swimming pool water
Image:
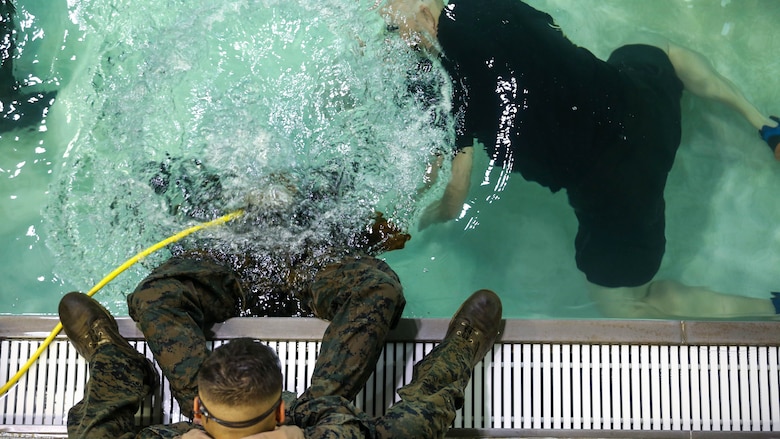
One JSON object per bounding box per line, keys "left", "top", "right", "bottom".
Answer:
{"left": 1, "top": 0, "right": 779, "bottom": 318}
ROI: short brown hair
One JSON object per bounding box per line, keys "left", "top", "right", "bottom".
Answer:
{"left": 197, "top": 338, "right": 283, "bottom": 405}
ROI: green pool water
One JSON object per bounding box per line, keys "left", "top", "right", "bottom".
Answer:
{"left": 1, "top": 0, "right": 779, "bottom": 319}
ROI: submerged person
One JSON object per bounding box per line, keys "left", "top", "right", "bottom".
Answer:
{"left": 59, "top": 288, "right": 502, "bottom": 438}
{"left": 380, "top": 0, "right": 780, "bottom": 319}
{"left": 138, "top": 156, "right": 411, "bottom": 316}
{"left": 0, "top": 0, "right": 56, "bottom": 133}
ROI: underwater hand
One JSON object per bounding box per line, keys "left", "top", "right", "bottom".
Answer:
{"left": 361, "top": 212, "right": 411, "bottom": 253}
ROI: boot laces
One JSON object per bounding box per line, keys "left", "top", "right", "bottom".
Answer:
{"left": 455, "top": 321, "right": 480, "bottom": 344}
{"left": 85, "top": 320, "right": 111, "bottom": 350}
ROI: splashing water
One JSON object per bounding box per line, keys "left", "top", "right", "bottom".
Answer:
{"left": 10, "top": 0, "right": 776, "bottom": 318}
{"left": 44, "top": 0, "right": 453, "bottom": 313}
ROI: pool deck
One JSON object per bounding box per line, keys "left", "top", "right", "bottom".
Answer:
{"left": 1, "top": 316, "right": 779, "bottom": 438}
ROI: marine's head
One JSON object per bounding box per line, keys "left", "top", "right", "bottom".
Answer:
{"left": 379, "top": 0, "right": 445, "bottom": 54}
{"left": 194, "top": 338, "right": 285, "bottom": 439}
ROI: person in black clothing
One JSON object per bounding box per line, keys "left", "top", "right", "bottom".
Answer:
{"left": 381, "top": 0, "right": 780, "bottom": 319}
{"left": 0, "top": 0, "right": 57, "bottom": 132}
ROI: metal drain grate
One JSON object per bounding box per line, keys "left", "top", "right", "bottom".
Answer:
{"left": 1, "top": 318, "right": 779, "bottom": 435}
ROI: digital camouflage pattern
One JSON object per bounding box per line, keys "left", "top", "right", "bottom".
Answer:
{"left": 68, "top": 253, "right": 479, "bottom": 438}
{"left": 127, "top": 256, "right": 247, "bottom": 417}
{"left": 288, "top": 334, "right": 476, "bottom": 439}
{"left": 126, "top": 254, "right": 405, "bottom": 418}
{"left": 66, "top": 343, "right": 156, "bottom": 439}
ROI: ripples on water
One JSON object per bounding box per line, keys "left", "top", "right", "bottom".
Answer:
{"left": 43, "top": 0, "right": 453, "bottom": 314}
{"left": 3, "top": 0, "right": 779, "bottom": 317}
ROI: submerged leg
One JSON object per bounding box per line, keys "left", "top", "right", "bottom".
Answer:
{"left": 661, "top": 42, "right": 773, "bottom": 130}
{"left": 589, "top": 281, "right": 777, "bottom": 319}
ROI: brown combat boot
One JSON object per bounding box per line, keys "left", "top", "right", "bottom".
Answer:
{"left": 58, "top": 292, "right": 157, "bottom": 387}
{"left": 445, "top": 289, "right": 503, "bottom": 367}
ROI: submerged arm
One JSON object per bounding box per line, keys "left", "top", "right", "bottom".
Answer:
{"left": 416, "top": 153, "right": 446, "bottom": 197}
{"left": 418, "top": 146, "right": 473, "bottom": 230}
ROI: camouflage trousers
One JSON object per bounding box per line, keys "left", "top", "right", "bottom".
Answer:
{"left": 126, "top": 254, "right": 406, "bottom": 418}
{"left": 66, "top": 344, "right": 153, "bottom": 439}
{"left": 72, "top": 254, "right": 474, "bottom": 438}
{"left": 289, "top": 332, "right": 476, "bottom": 439}
{"left": 66, "top": 341, "right": 202, "bottom": 439}
{"left": 66, "top": 304, "right": 475, "bottom": 439}
{"left": 374, "top": 335, "right": 474, "bottom": 438}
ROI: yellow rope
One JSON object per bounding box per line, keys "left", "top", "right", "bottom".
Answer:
{"left": 0, "top": 209, "right": 244, "bottom": 398}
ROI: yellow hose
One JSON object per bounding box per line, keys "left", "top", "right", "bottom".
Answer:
{"left": 0, "top": 209, "right": 244, "bottom": 398}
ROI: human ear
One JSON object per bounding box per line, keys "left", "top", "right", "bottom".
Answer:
{"left": 192, "top": 397, "right": 203, "bottom": 425}
{"left": 276, "top": 400, "right": 286, "bottom": 425}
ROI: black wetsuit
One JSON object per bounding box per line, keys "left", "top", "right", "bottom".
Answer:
{"left": 438, "top": 0, "right": 684, "bottom": 287}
